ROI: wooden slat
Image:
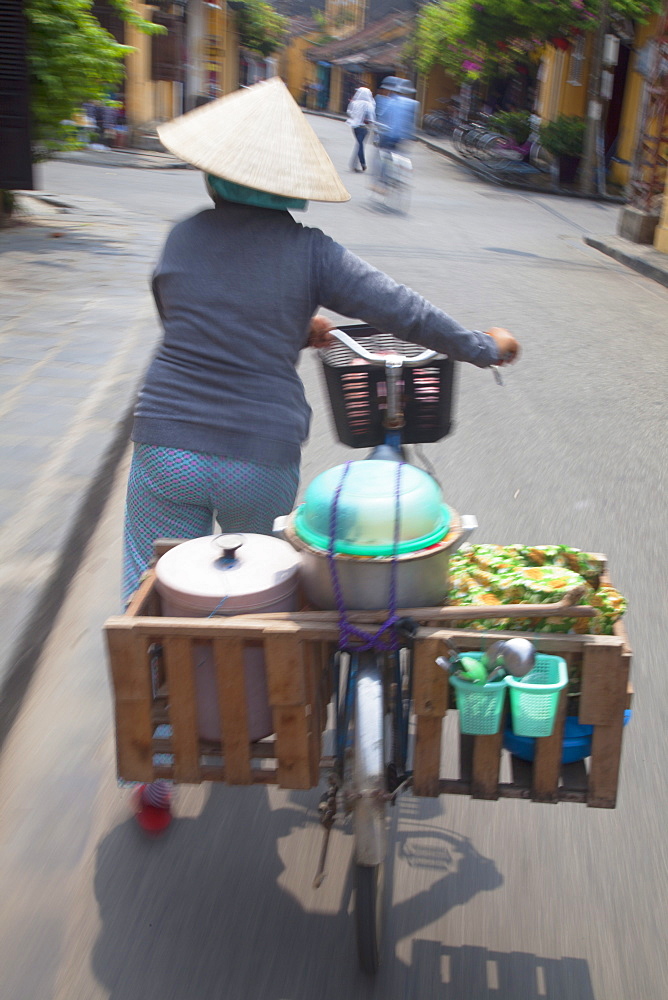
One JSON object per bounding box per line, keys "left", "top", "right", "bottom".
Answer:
{"left": 105, "top": 617, "right": 614, "bottom": 651}
{"left": 163, "top": 636, "right": 201, "bottom": 783}
{"left": 413, "top": 637, "right": 448, "bottom": 716}
{"left": 579, "top": 640, "right": 626, "bottom": 725}
{"left": 105, "top": 627, "right": 155, "bottom": 782}
{"left": 578, "top": 636, "right": 629, "bottom": 807}
{"left": 438, "top": 779, "right": 587, "bottom": 803}
{"left": 264, "top": 633, "right": 307, "bottom": 706}
{"left": 532, "top": 688, "right": 568, "bottom": 803}
{"left": 586, "top": 640, "right": 630, "bottom": 808}
{"left": 244, "top": 598, "right": 597, "bottom": 624}
{"left": 153, "top": 537, "right": 189, "bottom": 560}
{"left": 471, "top": 732, "right": 503, "bottom": 799}
{"left": 213, "top": 637, "right": 251, "bottom": 784}
{"left": 304, "top": 642, "right": 323, "bottom": 786}
{"left": 413, "top": 716, "right": 444, "bottom": 796}
{"left": 124, "top": 570, "right": 160, "bottom": 618}
{"left": 588, "top": 717, "right": 628, "bottom": 808}
{"left": 273, "top": 706, "right": 312, "bottom": 789}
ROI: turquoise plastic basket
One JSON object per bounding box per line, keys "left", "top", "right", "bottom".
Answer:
{"left": 449, "top": 653, "right": 507, "bottom": 735}
{"left": 506, "top": 654, "right": 568, "bottom": 737}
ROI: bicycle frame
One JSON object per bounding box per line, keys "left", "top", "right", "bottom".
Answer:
{"left": 326, "top": 331, "right": 434, "bottom": 865}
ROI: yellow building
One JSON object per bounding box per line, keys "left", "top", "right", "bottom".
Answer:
{"left": 536, "top": 15, "right": 668, "bottom": 253}
{"left": 121, "top": 0, "right": 240, "bottom": 132}
{"left": 307, "top": 10, "right": 414, "bottom": 113}
{"left": 277, "top": 16, "right": 320, "bottom": 103}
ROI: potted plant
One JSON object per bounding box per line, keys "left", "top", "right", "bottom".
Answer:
{"left": 539, "top": 115, "right": 585, "bottom": 184}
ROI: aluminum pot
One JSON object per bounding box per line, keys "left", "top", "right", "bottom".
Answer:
{"left": 280, "top": 509, "right": 477, "bottom": 611}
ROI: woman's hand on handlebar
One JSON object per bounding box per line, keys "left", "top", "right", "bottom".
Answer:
{"left": 486, "top": 327, "right": 520, "bottom": 364}
{"left": 306, "top": 314, "right": 336, "bottom": 349}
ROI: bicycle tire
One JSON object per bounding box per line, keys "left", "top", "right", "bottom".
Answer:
{"left": 452, "top": 124, "right": 469, "bottom": 156}
{"left": 479, "top": 133, "right": 514, "bottom": 170}
{"left": 351, "top": 653, "right": 386, "bottom": 972}
{"left": 422, "top": 113, "right": 441, "bottom": 136}
{"left": 529, "top": 140, "right": 553, "bottom": 173}
{"left": 464, "top": 127, "right": 486, "bottom": 159}
{"left": 355, "top": 862, "right": 384, "bottom": 974}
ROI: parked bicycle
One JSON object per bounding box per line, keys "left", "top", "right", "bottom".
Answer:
{"left": 479, "top": 115, "right": 552, "bottom": 175}
{"left": 452, "top": 114, "right": 494, "bottom": 159}
{"left": 453, "top": 114, "right": 553, "bottom": 177}
{"left": 422, "top": 97, "right": 461, "bottom": 138}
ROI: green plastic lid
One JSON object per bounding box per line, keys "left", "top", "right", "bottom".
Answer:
{"left": 294, "top": 460, "right": 451, "bottom": 557}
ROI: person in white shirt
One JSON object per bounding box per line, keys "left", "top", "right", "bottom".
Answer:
{"left": 346, "top": 86, "right": 376, "bottom": 172}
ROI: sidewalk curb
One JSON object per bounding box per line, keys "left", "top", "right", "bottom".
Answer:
{"left": 584, "top": 236, "right": 668, "bottom": 290}
{"left": 51, "top": 148, "right": 191, "bottom": 170}
{"left": 0, "top": 394, "right": 137, "bottom": 755}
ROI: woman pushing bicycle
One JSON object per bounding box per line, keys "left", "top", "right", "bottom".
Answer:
{"left": 123, "top": 78, "right": 520, "bottom": 608}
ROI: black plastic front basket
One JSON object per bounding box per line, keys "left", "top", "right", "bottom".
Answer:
{"left": 319, "top": 325, "right": 457, "bottom": 449}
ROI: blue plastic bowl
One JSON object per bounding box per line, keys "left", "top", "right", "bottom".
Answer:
{"left": 503, "top": 710, "right": 632, "bottom": 764}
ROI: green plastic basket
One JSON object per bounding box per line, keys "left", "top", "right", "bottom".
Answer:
{"left": 506, "top": 654, "right": 568, "bottom": 737}
{"left": 449, "top": 653, "right": 507, "bottom": 735}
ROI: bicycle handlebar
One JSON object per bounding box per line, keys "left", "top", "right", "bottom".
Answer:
{"left": 330, "top": 329, "right": 439, "bottom": 367}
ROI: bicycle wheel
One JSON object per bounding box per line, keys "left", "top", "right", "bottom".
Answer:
{"left": 452, "top": 124, "right": 469, "bottom": 156}
{"left": 355, "top": 862, "right": 384, "bottom": 974}
{"left": 381, "top": 156, "right": 411, "bottom": 214}
{"left": 479, "top": 133, "right": 514, "bottom": 170}
{"left": 352, "top": 653, "right": 386, "bottom": 973}
{"left": 530, "top": 140, "right": 553, "bottom": 173}
{"left": 464, "top": 127, "right": 487, "bottom": 159}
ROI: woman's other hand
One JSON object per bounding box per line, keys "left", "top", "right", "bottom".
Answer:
{"left": 307, "top": 315, "right": 336, "bottom": 348}
{"left": 486, "top": 327, "right": 520, "bottom": 364}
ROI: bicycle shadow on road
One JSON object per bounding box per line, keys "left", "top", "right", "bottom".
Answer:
{"left": 90, "top": 784, "right": 592, "bottom": 999}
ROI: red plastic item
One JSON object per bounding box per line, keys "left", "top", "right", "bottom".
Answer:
{"left": 133, "top": 782, "right": 173, "bottom": 834}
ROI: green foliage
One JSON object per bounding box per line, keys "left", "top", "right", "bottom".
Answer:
{"left": 539, "top": 114, "right": 585, "bottom": 156}
{"left": 310, "top": 8, "right": 335, "bottom": 45}
{"left": 25, "top": 0, "right": 162, "bottom": 151}
{"left": 416, "top": 0, "right": 664, "bottom": 81}
{"left": 487, "top": 110, "right": 532, "bottom": 143}
{"left": 236, "top": 0, "right": 288, "bottom": 57}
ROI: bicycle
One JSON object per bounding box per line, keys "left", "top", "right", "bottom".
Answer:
{"left": 422, "top": 98, "right": 461, "bottom": 138}
{"left": 106, "top": 322, "right": 633, "bottom": 977}
{"left": 370, "top": 124, "right": 413, "bottom": 214}
{"left": 452, "top": 115, "right": 493, "bottom": 159}
{"left": 475, "top": 116, "right": 553, "bottom": 176}
{"left": 310, "top": 327, "right": 476, "bottom": 972}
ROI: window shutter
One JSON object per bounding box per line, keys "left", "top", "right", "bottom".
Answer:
{"left": 151, "top": 11, "right": 185, "bottom": 83}
{"left": 0, "top": 0, "right": 33, "bottom": 190}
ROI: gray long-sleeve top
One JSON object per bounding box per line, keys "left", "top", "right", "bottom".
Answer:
{"left": 132, "top": 201, "right": 500, "bottom": 465}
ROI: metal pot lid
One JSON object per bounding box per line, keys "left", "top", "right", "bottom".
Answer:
{"left": 155, "top": 533, "right": 301, "bottom": 604}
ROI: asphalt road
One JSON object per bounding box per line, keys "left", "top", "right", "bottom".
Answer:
{"left": 2, "top": 118, "right": 666, "bottom": 999}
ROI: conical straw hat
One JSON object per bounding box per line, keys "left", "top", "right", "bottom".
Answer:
{"left": 157, "top": 78, "right": 350, "bottom": 203}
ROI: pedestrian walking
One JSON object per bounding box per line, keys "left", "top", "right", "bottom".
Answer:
{"left": 346, "top": 86, "right": 375, "bottom": 172}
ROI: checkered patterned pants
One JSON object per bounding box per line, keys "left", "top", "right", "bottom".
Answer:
{"left": 122, "top": 443, "right": 300, "bottom": 604}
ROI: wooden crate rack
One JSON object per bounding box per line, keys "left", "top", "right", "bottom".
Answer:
{"left": 105, "top": 554, "right": 631, "bottom": 807}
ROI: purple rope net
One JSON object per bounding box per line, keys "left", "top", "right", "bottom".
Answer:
{"left": 327, "top": 461, "right": 404, "bottom": 652}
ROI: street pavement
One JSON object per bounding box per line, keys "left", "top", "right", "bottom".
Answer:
{"left": 0, "top": 190, "right": 166, "bottom": 741}
{"left": 1, "top": 116, "right": 668, "bottom": 998}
